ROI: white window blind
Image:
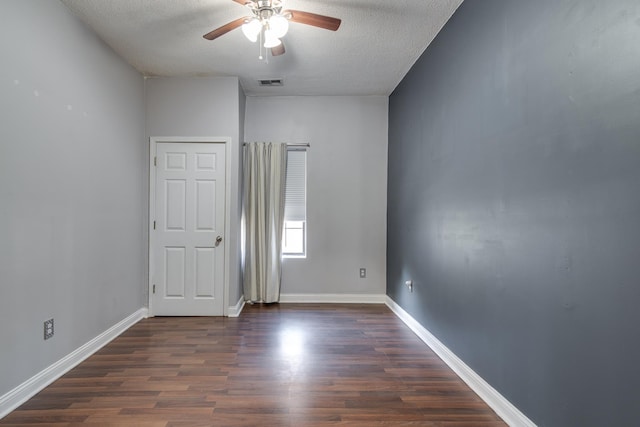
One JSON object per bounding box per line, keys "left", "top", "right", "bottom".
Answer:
{"left": 284, "top": 150, "right": 306, "bottom": 222}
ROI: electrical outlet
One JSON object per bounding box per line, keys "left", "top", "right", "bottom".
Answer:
{"left": 405, "top": 280, "right": 413, "bottom": 292}
{"left": 44, "top": 319, "right": 54, "bottom": 340}
{"left": 359, "top": 268, "right": 366, "bottom": 278}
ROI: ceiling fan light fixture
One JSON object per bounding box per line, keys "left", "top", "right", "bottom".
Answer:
{"left": 241, "top": 18, "right": 261, "bottom": 42}
{"left": 263, "top": 30, "right": 282, "bottom": 48}
{"left": 268, "top": 14, "right": 289, "bottom": 39}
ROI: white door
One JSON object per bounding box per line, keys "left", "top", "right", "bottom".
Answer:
{"left": 152, "top": 142, "right": 226, "bottom": 316}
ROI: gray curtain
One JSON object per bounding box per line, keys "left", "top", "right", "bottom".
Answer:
{"left": 243, "top": 142, "right": 288, "bottom": 303}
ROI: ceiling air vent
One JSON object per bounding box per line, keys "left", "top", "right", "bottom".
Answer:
{"left": 258, "top": 78, "right": 284, "bottom": 87}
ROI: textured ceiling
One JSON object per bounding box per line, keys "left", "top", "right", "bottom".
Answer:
{"left": 60, "top": 0, "right": 463, "bottom": 96}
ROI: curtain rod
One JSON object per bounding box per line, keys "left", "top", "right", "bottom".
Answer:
{"left": 243, "top": 142, "right": 310, "bottom": 147}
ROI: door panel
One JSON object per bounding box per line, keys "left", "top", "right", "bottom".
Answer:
{"left": 195, "top": 247, "right": 215, "bottom": 297}
{"left": 152, "top": 142, "right": 226, "bottom": 316}
{"left": 166, "top": 180, "right": 186, "bottom": 230}
{"left": 195, "top": 180, "right": 216, "bottom": 230}
{"left": 165, "top": 247, "right": 186, "bottom": 297}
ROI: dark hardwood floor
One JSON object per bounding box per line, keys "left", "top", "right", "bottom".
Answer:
{"left": 1, "top": 304, "right": 506, "bottom": 426}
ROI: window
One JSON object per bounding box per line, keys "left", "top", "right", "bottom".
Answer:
{"left": 283, "top": 149, "right": 306, "bottom": 257}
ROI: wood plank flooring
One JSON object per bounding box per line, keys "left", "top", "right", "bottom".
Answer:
{"left": 1, "top": 304, "right": 506, "bottom": 426}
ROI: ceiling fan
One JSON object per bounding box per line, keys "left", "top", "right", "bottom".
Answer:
{"left": 203, "top": 0, "right": 341, "bottom": 58}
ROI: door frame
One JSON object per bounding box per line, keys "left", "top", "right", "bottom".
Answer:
{"left": 148, "top": 136, "right": 232, "bottom": 317}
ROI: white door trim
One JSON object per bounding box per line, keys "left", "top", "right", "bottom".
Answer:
{"left": 148, "top": 136, "right": 232, "bottom": 317}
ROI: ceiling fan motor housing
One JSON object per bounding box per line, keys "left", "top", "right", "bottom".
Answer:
{"left": 251, "top": 0, "right": 283, "bottom": 20}
{"left": 255, "top": 0, "right": 282, "bottom": 10}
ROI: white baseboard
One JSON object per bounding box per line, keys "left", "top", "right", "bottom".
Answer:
{"left": 280, "top": 293, "right": 387, "bottom": 304}
{"left": 0, "top": 308, "right": 148, "bottom": 419}
{"left": 227, "top": 296, "right": 245, "bottom": 317}
{"left": 384, "top": 297, "right": 536, "bottom": 427}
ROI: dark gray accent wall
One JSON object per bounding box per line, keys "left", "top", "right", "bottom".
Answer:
{"left": 387, "top": 1, "right": 640, "bottom": 426}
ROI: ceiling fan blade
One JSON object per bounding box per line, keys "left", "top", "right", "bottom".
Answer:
{"left": 203, "top": 17, "right": 246, "bottom": 40}
{"left": 232, "top": 0, "right": 252, "bottom": 5}
{"left": 271, "top": 42, "right": 285, "bottom": 57}
{"left": 285, "top": 10, "right": 341, "bottom": 31}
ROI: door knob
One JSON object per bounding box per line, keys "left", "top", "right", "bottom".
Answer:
{"left": 215, "top": 236, "right": 223, "bottom": 247}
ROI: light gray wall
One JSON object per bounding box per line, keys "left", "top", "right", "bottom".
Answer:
{"left": 245, "top": 96, "right": 388, "bottom": 295}
{"left": 387, "top": 1, "right": 640, "bottom": 425}
{"left": 0, "top": 0, "right": 145, "bottom": 396}
{"left": 145, "top": 77, "right": 244, "bottom": 307}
